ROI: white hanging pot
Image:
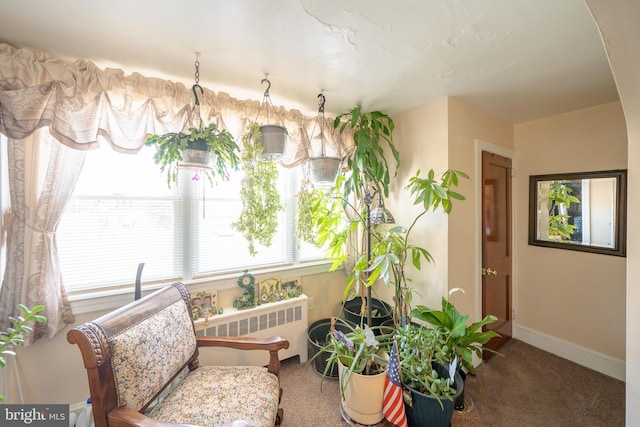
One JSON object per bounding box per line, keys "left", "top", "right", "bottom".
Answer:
{"left": 308, "top": 156, "right": 341, "bottom": 187}
{"left": 258, "top": 124, "right": 288, "bottom": 160}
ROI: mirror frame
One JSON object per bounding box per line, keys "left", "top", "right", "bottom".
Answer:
{"left": 528, "top": 169, "right": 627, "bottom": 257}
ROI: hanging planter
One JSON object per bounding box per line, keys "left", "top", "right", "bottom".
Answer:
{"left": 258, "top": 123, "right": 288, "bottom": 160}
{"left": 181, "top": 139, "right": 211, "bottom": 166}
{"left": 308, "top": 156, "right": 342, "bottom": 186}
{"left": 254, "top": 76, "right": 288, "bottom": 161}
{"left": 306, "top": 94, "right": 342, "bottom": 187}
{"left": 145, "top": 58, "right": 240, "bottom": 188}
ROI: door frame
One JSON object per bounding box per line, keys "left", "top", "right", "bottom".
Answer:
{"left": 474, "top": 140, "right": 517, "bottom": 338}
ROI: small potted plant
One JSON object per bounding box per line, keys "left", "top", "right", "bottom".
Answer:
{"left": 396, "top": 323, "right": 464, "bottom": 427}
{"left": 144, "top": 122, "right": 240, "bottom": 188}
{"left": 409, "top": 287, "right": 501, "bottom": 410}
{"left": 309, "top": 317, "right": 393, "bottom": 425}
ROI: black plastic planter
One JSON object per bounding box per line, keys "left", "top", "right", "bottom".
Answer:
{"left": 307, "top": 318, "right": 354, "bottom": 378}
{"left": 342, "top": 297, "right": 393, "bottom": 333}
{"left": 404, "top": 364, "right": 464, "bottom": 427}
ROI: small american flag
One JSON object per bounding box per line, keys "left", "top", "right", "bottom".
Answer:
{"left": 383, "top": 340, "right": 408, "bottom": 427}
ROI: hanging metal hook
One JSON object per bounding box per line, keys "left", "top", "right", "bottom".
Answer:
{"left": 317, "top": 93, "right": 326, "bottom": 114}
{"left": 192, "top": 54, "right": 203, "bottom": 106}
{"left": 261, "top": 75, "right": 272, "bottom": 98}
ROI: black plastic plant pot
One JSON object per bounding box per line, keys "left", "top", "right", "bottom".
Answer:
{"left": 342, "top": 297, "right": 393, "bottom": 334}
{"left": 307, "top": 318, "right": 354, "bottom": 378}
{"left": 404, "top": 364, "right": 464, "bottom": 427}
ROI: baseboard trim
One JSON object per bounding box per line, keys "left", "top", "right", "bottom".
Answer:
{"left": 515, "top": 325, "right": 625, "bottom": 381}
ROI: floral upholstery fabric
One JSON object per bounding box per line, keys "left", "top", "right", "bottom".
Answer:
{"left": 147, "top": 365, "right": 279, "bottom": 427}
{"left": 110, "top": 300, "right": 196, "bottom": 410}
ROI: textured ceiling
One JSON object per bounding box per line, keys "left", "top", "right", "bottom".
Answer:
{"left": 0, "top": 0, "right": 619, "bottom": 123}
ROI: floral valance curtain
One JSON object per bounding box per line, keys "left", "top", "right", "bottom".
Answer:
{"left": 0, "top": 42, "right": 351, "bottom": 164}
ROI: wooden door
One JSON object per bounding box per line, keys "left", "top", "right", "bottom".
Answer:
{"left": 482, "top": 151, "right": 512, "bottom": 356}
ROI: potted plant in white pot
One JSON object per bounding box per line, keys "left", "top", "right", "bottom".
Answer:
{"left": 309, "top": 317, "right": 394, "bottom": 424}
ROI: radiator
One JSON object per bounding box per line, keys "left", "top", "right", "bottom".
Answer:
{"left": 194, "top": 294, "right": 308, "bottom": 367}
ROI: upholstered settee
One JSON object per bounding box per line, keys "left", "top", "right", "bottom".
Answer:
{"left": 67, "top": 282, "right": 289, "bottom": 427}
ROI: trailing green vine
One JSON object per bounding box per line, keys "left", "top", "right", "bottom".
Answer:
{"left": 232, "top": 122, "right": 284, "bottom": 256}
{"left": 295, "top": 178, "right": 344, "bottom": 249}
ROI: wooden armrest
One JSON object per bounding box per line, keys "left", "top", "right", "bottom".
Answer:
{"left": 195, "top": 335, "right": 290, "bottom": 375}
{"left": 108, "top": 408, "right": 250, "bottom": 427}
{"left": 196, "top": 335, "right": 289, "bottom": 351}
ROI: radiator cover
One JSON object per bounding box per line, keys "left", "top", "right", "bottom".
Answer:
{"left": 194, "top": 294, "right": 308, "bottom": 367}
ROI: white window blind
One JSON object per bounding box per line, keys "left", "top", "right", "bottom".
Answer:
{"left": 57, "top": 144, "right": 323, "bottom": 293}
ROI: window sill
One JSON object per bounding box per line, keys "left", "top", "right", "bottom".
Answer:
{"left": 69, "top": 260, "right": 337, "bottom": 315}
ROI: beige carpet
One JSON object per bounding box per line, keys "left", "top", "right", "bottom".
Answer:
{"left": 278, "top": 339, "right": 624, "bottom": 426}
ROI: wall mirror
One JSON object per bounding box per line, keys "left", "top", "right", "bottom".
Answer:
{"left": 528, "top": 169, "right": 627, "bottom": 257}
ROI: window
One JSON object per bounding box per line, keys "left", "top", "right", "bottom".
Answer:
{"left": 57, "top": 145, "right": 325, "bottom": 293}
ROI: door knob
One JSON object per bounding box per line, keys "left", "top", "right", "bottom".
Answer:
{"left": 482, "top": 267, "right": 497, "bottom": 276}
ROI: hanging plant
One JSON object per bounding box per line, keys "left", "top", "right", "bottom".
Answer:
{"left": 144, "top": 121, "right": 240, "bottom": 188}
{"left": 232, "top": 122, "right": 284, "bottom": 256}
{"left": 255, "top": 77, "right": 289, "bottom": 161}
{"left": 145, "top": 60, "right": 240, "bottom": 188}
{"left": 306, "top": 94, "right": 343, "bottom": 187}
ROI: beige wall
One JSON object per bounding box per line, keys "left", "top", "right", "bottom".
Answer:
{"left": 378, "top": 98, "right": 451, "bottom": 309}
{"left": 7, "top": 269, "right": 345, "bottom": 405}
{"left": 380, "top": 96, "right": 513, "bottom": 321}
{"left": 447, "top": 97, "right": 514, "bottom": 319}
{"left": 514, "top": 101, "right": 627, "bottom": 360}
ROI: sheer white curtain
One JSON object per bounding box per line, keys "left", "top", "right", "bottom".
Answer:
{"left": 0, "top": 42, "right": 354, "bottom": 342}
{"left": 0, "top": 129, "right": 84, "bottom": 341}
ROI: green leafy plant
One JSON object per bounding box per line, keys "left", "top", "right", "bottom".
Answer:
{"left": 333, "top": 107, "right": 400, "bottom": 201}
{"left": 0, "top": 304, "right": 47, "bottom": 402}
{"left": 145, "top": 122, "right": 240, "bottom": 188}
{"left": 547, "top": 180, "right": 581, "bottom": 240}
{"left": 295, "top": 176, "right": 346, "bottom": 251}
{"left": 395, "top": 324, "right": 458, "bottom": 405}
{"left": 309, "top": 317, "right": 393, "bottom": 397}
{"left": 410, "top": 288, "right": 500, "bottom": 375}
{"left": 351, "top": 169, "right": 469, "bottom": 327}
{"left": 232, "top": 121, "right": 284, "bottom": 256}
